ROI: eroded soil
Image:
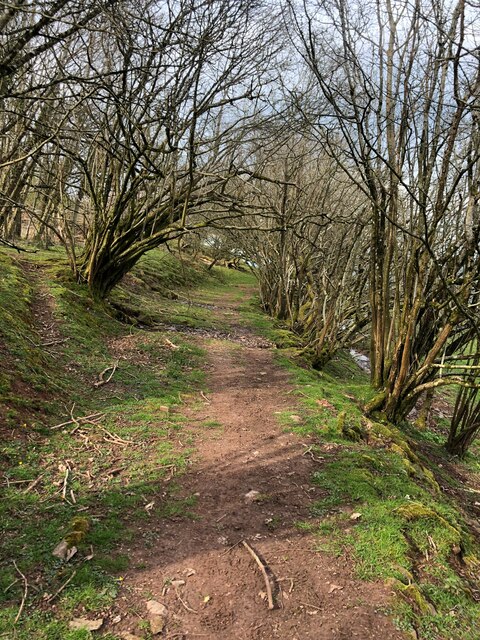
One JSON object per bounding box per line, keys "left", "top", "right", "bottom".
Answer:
{"left": 110, "top": 288, "right": 408, "bottom": 640}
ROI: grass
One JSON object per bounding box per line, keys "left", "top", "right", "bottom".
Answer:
{"left": 239, "top": 291, "right": 480, "bottom": 640}
{"left": 0, "top": 247, "right": 220, "bottom": 639}
{"left": 2, "top": 250, "right": 480, "bottom": 639}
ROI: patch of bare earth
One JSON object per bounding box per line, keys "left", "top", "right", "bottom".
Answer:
{"left": 110, "top": 293, "right": 408, "bottom": 640}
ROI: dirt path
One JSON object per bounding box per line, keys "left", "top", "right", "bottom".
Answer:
{"left": 113, "top": 287, "right": 408, "bottom": 640}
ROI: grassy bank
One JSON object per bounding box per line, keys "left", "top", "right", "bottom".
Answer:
{"left": 0, "top": 248, "right": 224, "bottom": 639}
{"left": 240, "top": 294, "right": 480, "bottom": 640}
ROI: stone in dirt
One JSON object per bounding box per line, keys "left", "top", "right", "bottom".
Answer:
{"left": 244, "top": 490, "right": 261, "bottom": 503}
{"left": 146, "top": 600, "right": 168, "bottom": 635}
{"left": 328, "top": 584, "right": 344, "bottom": 593}
{"left": 120, "top": 633, "right": 144, "bottom": 640}
{"left": 171, "top": 579, "right": 186, "bottom": 587}
{"left": 150, "top": 615, "right": 166, "bottom": 634}
{"left": 69, "top": 617, "right": 104, "bottom": 631}
{"left": 146, "top": 600, "right": 168, "bottom": 617}
{"left": 52, "top": 539, "right": 77, "bottom": 562}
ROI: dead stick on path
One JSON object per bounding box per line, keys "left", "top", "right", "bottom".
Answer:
{"left": 242, "top": 541, "right": 274, "bottom": 610}
{"left": 13, "top": 561, "right": 28, "bottom": 624}
{"left": 200, "top": 391, "right": 211, "bottom": 404}
{"left": 174, "top": 587, "right": 198, "bottom": 614}
{"left": 219, "top": 539, "right": 242, "bottom": 556}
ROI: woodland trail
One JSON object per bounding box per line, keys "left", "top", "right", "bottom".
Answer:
{"left": 111, "top": 283, "right": 408, "bottom": 640}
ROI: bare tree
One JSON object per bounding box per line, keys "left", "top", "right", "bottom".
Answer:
{"left": 288, "top": 0, "right": 480, "bottom": 426}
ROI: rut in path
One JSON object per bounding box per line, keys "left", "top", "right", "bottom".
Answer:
{"left": 111, "top": 287, "right": 408, "bottom": 640}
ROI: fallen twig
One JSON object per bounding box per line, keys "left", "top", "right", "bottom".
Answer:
{"left": 200, "top": 391, "right": 211, "bottom": 404}
{"left": 62, "top": 467, "right": 69, "bottom": 500}
{"left": 41, "top": 338, "right": 69, "bottom": 348}
{"left": 69, "top": 403, "right": 79, "bottom": 428}
{"left": 2, "top": 478, "right": 34, "bottom": 486}
{"left": 278, "top": 577, "right": 294, "bottom": 593}
{"left": 99, "top": 427, "right": 131, "bottom": 445}
{"left": 23, "top": 473, "right": 45, "bottom": 494}
{"left": 13, "top": 561, "right": 28, "bottom": 624}
{"left": 175, "top": 586, "right": 198, "bottom": 614}
{"left": 219, "top": 539, "right": 243, "bottom": 556}
{"left": 45, "top": 570, "right": 77, "bottom": 603}
{"left": 4, "top": 578, "right": 20, "bottom": 593}
{"left": 50, "top": 412, "right": 104, "bottom": 430}
{"left": 94, "top": 361, "right": 119, "bottom": 388}
{"left": 242, "top": 541, "right": 275, "bottom": 610}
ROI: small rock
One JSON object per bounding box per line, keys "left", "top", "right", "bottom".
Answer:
{"left": 184, "top": 568, "right": 196, "bottom": 577}
{"left": 146, "top": 600, "right": 168, "bottom": 617}
{"left": 244, "top": 490, "right": 261, "bottom": 503}
{"left": 111, "top": 614, "right": 122, "bottom": 624}
{"left": 350, "top": 512, "right": 362, "bottom": 521}
{"left": 150, "top": 615, "right": 166, "bottom": 635}
{"left": 328, "top": 584, "right": 344, "bottom": 593}
{"left": 289, "top": 414, "right": 302, "bottom": 423}
{"left": 120, "top": 633, "right": 143, "bottom": 640}
{"left": 159, "top": 406, "right": 169, "bottom": 413}
{"left": 52, "top": 540, "right": 77, "bottom": 562}
{"left": 171, "top": 579, "right": 186, "bottom": 588}
{"left": 69, "top": 617, "right": 104, "bottom": 631}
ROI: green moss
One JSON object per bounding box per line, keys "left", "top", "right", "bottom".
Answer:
{"left": 392, "top": 581, "right": 437, "bottom": 616}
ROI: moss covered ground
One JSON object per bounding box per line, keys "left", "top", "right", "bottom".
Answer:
{"left": 240, "top": 293, "right": 480, "bottom": 640}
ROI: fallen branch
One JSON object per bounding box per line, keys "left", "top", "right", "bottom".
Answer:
{"left": 219, "top": 539, "right": 243, "bottom": 556}
{"left": 23, "top": 473, "right": 45, "bottom": 494}
{"left": 200, "top": 391, "right": 211, "bottom": 404}
{"left": 13, "top": 561, "right": 28, "bottom": 624}
{"left": 61, "top": 467, "right": 69, "bottom": 500}
{"left": 0, "top": 237, "right": 37, "bottom": 253}
{"left": 242, "top": 541, "right": 275, "bottom": 610}
{"left": 41, "top": 338, "right": 69, "bottom": 348}
{"left": 99, "top": 428, "right": 131, "bottom": 445}
{"left": 94, "top": 361, "right": 119, "bottom": 388}
{"left": 4, "top": 578, "right": 20, "bottom": 593}
{"left": 174, "top": 586, "right": 198, "bottom": 614}
{"left": 50, "top": 412, "right": 104, "bottom": 430}
{"left": 2, "top": 478, "right": 33, "bottom": 487}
